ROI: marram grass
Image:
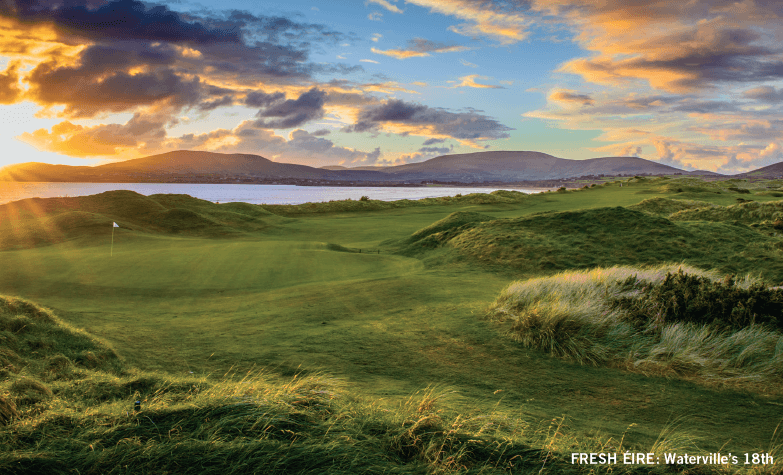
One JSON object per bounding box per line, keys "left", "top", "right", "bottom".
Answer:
{"left": 486, "top": 264, "right": 783, "bottom": 392}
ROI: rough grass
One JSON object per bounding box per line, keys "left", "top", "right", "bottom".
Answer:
{"left": 627, "top": 197, "right": 719, "bottom": 216}
{"left": 670, "top": 200, "right": 783, "bottom": 224}
{"left": 486, "top": 264, "right": 783, "bottom": 393}
{"left": 2, "top": 295, "right": 751, "bottom": 474}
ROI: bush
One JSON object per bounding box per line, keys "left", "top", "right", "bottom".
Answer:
{"left": 611, "top": 270, "right": 783, "bottom": 331}
{"left": 556, "top": 187, "right": 567, "bottom": 192}
{"left": 360, "top": 195, "right": 370, "bottom": 201}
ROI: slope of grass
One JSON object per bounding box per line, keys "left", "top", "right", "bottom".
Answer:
{"left": 0, "top": 190, "right": 292, "bottom": 250}
{"left": 486, "top": 265, "right": 783, "bottom": 393}
{"left": 3, "top": 295, "right": 734, "bottom": 475}
{"left": 398, "top": 206, "right": 783, "bottom": 282}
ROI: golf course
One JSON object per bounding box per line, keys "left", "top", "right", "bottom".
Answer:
{"left": 2, "top": 176, "right": 783, "bottom": 474}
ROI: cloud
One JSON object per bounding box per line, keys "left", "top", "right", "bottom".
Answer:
{"left": 372, "top": 37, "right": 470, "bottom": 59}
{"left": 404, "top": 0, "right": 532, "bottom": 45}
{"left": 452, "top": 75, "right": 503, "bottom": 89}
{"left": 2, "top": 0, "right": 242, "bottom": 45}
{"left": 419, "top": 146, "right": 451, "bottom": 154}
{"left": 366, "top": 0, "right": 404, "bottom": 14}
{"left": 549, "top": 89, "right": 594, "bottom": 106}
{"left": 743, "top": 86, "right": 783, "bottom": 103}
{"left": 360, "top": 59, "right": 380, "bottom": 64}
{"left": 244, "top": 90, "right": 287, "bottom": 108}
{"left": 0, "top": 0, "right": 360, "bottom": 120}
{"left": 253, "top": 87, "right": 327, "bottom": 129}
{"left": 422, "top": 138, "right": 445, "bottom": 145}
{"left": 371, "top": 33, "right": 383, "bottom": 42}
{"left": 195, "top": 123, "right": 383, "bottom": 166}
{"left": 460, "top": 59, "right": 478, "bottom": 68}
{"left": 0, "top": 62, "right": 21, "bottom": 104}
{"left": 27, "top": 49, "right": 204, "bottom": 118}
{"left": 368, "top": 12, "right": 383, "bottom": 21}
{"left": 527, "top": 1, "right": 783, "bottom": 92}
{"left": 19, "top": 112, "right": 171, "bottom": 157}
{"left": 344, "top": 98, "right": 512, "bottom": 146}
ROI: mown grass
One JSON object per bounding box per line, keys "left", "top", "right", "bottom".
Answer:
{"left": 4, "top": 177, "right": 783, "bottom": 473}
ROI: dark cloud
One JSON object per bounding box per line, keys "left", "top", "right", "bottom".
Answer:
{"left": 225, "top": 10, "right": 351, "bottom": 47}
{"left": 253, "top": 88, "right": 326, "bottom": 129}
{"left": 311, "top": 129, "right": 331, "bottom": 136}
{"left": 422, "top": 138, "right": 446, "bottom": 146}
{"left": 197, "top": 95, "right": 235, "bottom": 111}
{"left": 672, "top": 100, "right": 738, "bottom": 113}
{"left": 743, "top": 86, "right": 783, "bottom": 103}
{"left": 28, "top": 57, "right": 202, "bottom": 117}
{"left": 3, "top": 0, "right": 241, "bottom": 44}
{"left": 345, "top": 99, "right": 513, "bottom": 142}
{"left": 418, "top": 146, "right": 451, "bottom": 154}
{"left": 245, "top": 90, "right": 286, "bottom": 107}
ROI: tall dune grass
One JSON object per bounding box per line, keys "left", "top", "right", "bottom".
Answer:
{"left": 487, "top": 264, "right": 783, "bottom": 391}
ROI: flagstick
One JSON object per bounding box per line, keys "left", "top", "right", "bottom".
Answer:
{"left": 111, "top": 225, "right": 115, "bottom": 257}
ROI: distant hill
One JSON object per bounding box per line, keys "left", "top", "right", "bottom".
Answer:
{"left": 0, "top": 151, "right": 387, "bottom": 183}
{"left": 0, "top": 149, "right": 722, "bottom": 184}
{"left": 362, "top": 152, "right": 692, "bottom": 181}
{"left": 737, "top": 161, "right": 783, "bottom": 178}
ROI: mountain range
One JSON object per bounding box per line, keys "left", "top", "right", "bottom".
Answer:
{"left": 0, "top": 150, "right": 759, "bottom": 184}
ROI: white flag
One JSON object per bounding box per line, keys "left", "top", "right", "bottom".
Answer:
{"left": 113, "top": 222, "right": 119, "bottom": 228}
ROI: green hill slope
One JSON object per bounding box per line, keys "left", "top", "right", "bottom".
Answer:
{"left": 400, "top": 206, "right": 783, "bottom": 282}
{"left": 0, "top": 191, "right": 283, "bottom": 250}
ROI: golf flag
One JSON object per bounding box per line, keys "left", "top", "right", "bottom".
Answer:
{"left": 111, "top": 222, "right": 118, "bottom": 256}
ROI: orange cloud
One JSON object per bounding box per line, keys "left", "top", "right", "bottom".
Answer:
{"left": 371, "top": 38, "right": 470, "bottom": 59}
{"left": 405, "top": 0, "right": 531, "bottom": 45}
{"left": 371, "top": 47, "right": 430, "bottom": 59}
{"left": 548, "top": 89, "right": 594, "bottom": 106}
{"left": 452, "top": 75, "right": 503, "bottom": 89}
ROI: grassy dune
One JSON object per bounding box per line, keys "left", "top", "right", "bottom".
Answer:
{"left": 397, "top": 204, "right": 783, "bottom": 281}
{"left": 3, "top": 177, "right": 783, "bottom": 473}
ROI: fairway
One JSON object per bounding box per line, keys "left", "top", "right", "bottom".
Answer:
{"left": 3, "top": 179, "right": 783, "bottom": 473}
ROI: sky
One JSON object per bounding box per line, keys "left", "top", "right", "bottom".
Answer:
{"left": 0, "top": 0, "right": 782, "bottom": 173}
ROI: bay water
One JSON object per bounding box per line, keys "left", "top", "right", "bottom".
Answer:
{"left": 0, "top": 182, "right": 542, "bottom": 206}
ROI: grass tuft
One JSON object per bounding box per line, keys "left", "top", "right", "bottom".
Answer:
{"left": 487, "top": 264, "right": 783, "bottom": 392}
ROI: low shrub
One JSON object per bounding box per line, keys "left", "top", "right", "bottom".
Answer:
{"left": 611, "top": 270, "right": 783, "bottom": 332}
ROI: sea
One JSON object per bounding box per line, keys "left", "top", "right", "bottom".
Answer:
{"left": 0, "top": 182, "right": 544, "bottom": 206}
